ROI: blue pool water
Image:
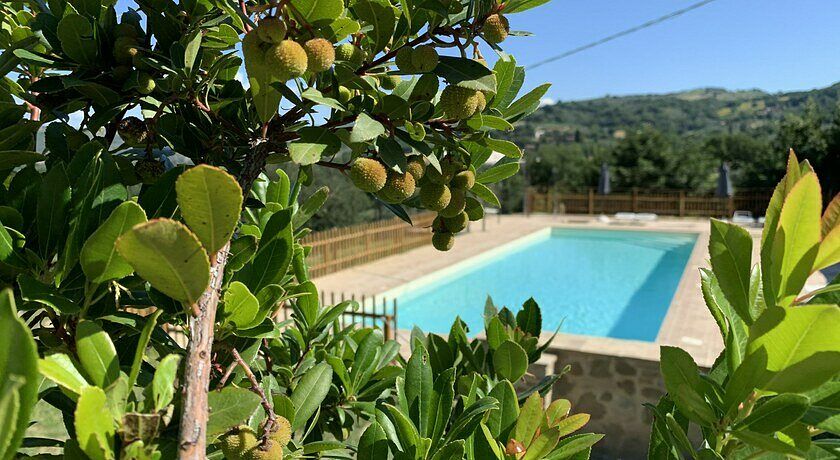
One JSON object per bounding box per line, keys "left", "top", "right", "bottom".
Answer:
{"left": 390, "top": 228, "right": 697, "bottom": 341}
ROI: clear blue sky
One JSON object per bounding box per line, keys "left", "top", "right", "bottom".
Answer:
{"left": 115, "top": 0, "right": 840, "bottom": 102}
{"left": 497, "top": 0, "right": 840, "bottom": 102}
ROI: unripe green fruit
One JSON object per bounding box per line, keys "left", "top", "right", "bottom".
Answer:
{"left": 242, "top": 30, "right": 268, "bottom": 78}
{"left": 439, "top": 189, "right": 466, "bottom": 217}
{"left": 113, "top": 36, "right": 139, "bottom": 65}
{"left": 425, "top": 164, "right": 452, "bottom": 184}
{"left": 335, "top": 43, "right": 365, "bottom": 67}
{"left": 266, "top": 40, "right": 308, "bottom": 80}
{"left": 451, "top": 170, "right": 475, "bottom": 190}
{"left": 432, "top": 232, "right": 455, "bottom": 251}
{"left": 118, "top": 116, "right": 149, "bottom": 146}
{"left": 377, "top": 171, "right": 416, "bottom": 203}
{"left": 483, "top": 14, "right": 509, "bottom": 44}
{"left": 304, "top": 38, "right": 335, "bottom": 73}
{"left": 439, "top": 85, "right": 481, "bottom": 120}
{"left": 419, "top": 183, "right": 451, "bottom": 211}
{"left": 220, "top": 426, "right": 259, "bottom": 460}
{"left": 134, "top": 158, "right": 165, "bottom": 183}
{"left": 443, "top": 211, "right": 469, "bottom": 232}
{"left": 411, "top": 45, "right": 439, "bottom": 73}
{"left": 137, "top": 72, "right": 155, "bottom": 94}
{"left": 394, "top": 47, "right": 417, "bottom": 73}
{"left": 257, "top": 17, "right": 287, "bottom": 43}
{"left": 114, "top": 23, "right": 140, "bottom": 39}
{"left": 475, "top": 91, "right": 487, "bottom": 113}
{"left": 336, "top": 86, "right": 353, "bottom": 104}
{"left": 268, "top": 417, "right": 292, "bottom": 446}
{"left": 410, "top": 73, "right": 439, "bottom": 101}
{"left": 380, "top": 74, "right": 402, "bottom": 90}
{"left": 350, "top": 158, "right": 388, "bottom": 192}
{"left": 406, "top": 156, "right": 426, "bottom": 181}
{"left": 246, "top": 440, "right": 283, "bottom": 460}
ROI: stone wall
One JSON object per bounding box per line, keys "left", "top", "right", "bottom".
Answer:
{"left": 546, "top": 348, "right": 666, "bottom": 459}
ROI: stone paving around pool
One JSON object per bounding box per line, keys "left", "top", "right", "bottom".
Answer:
{"left": 312, "top": 213, "right": 828, "bottom": 459}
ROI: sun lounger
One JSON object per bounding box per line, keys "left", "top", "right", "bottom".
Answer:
{"left": 731, "top": 210, "right": 755, "bottom": 225}
{"left": 613, "top": 212, "right": 658, "bottom": 224}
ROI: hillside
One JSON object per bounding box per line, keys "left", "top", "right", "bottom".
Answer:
{"left": 513, "top": 82, "right": 840, "bottom": 145}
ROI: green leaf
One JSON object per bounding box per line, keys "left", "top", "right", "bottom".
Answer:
{"left": 504, "top": 0, "right": 551, "bottom": 14}
{"left": 39, "top": 353, "right": 89, "bottom": 395}
{"left": 17, "top": 274, "right": 81, "bottom": 314}
{"left": 293, "top": 186, "right": 329, "bottom": 228}
{"left": 176, "top": 164, "right": 243, "bottom": 254}
{"left": 291, "top": 280, "right": 320, "bottom": 326}
{"left": 207, "top": 387, "right": 261, "bottom": 437}
{"left": 708, "top": 219, "right": 754, "bottom": 324}
{"left": 36, "top": 162, "right": 71, "bottom": 256}
{"left": 523, "top": 427, "right": 560, "bottom": 460}
{"left": 250, "top": 75, "right": 283, "bottom": 123}
{"left": 731, "top": 430, "right": 804, "bottom": 457}
{"left": 486, "top": 316, "right": 509, "bottom": 349}
{"left": 471, "top": 182, "right": 501, "bottom": 207}
{"left": 301, "top": 87, "right": 346, "bottom": 111}
{"left": 150, "top": 354, "right": 181, "bottom": 412}
{"left": 75, "top": 386, "right": 116, "bottom": 460}
{"left": 352, "top": 0, "right": 395, "bottom": 55}
{"left": 236, "top": 209, "right": 293, "bottom": 292}
{"left": 740, "top": 394, "right": 810, "bottom": 434}
{"left": 477, "top": 162, "right": 519, "bottom": 184}
{"left": 81, "top": 201, "right": 148, "bottom": 283}
{"left": 504, "top": 83, "right": 551, "bottom": 120}
{"left": 290, "top": 0, "right": 345, "bottom": 24}
{"left": 322, "top": 17, "right": 360, "bottom": 42}
{"left": 555, "top": 413, "right": 591, "bottom": 437}
{"left": 815, "top": 196, "right": 840, "bottom": 270}
{"left": 435, "top": 56, "right": 497, "bottom": 93}
{"left": 746, "top": 305, "right": 840, "bottom": 393}
{"left": 221, "top": 281, "right": 260, "bottom": 329}
{"left": 0, "top": 150, "right": 44, "bottom": 169}
{"left": 116, "top": 219, "right": 210, "bottom": 305}
{"left": 0, "top": 289, "right": 38, "bottom": 460}
{"left": 349, "top": 113, "right": 385, "bottom": 144}
{"left": 545, "top": 433, "right": 604, "bottom": 460}
{"left": 481, "top": 137, "right": 522, "bottom": 158}
{"left": 75, "top": 320, "right": 120, "bottom": 389}
{"left": 128, "top": 310, "right": 161, "bottom": 391}
{"left": 57, "top": 14, "right": 97, "bottom": 64}
{"left": 289, "top": 127, "right": 341, "bottom": 165}
{"left": 290, "top": 362, "right": 333, "bottom": 431}
{"left": 659, "top": 346, "right": 717, "bottom": 425}
{"left": 514, "top": 392, "right": 544, "bottom": 447}
{"left": 357, "top": 422, "right": 389, "bottom": 460}
{"left": 493, "top": 340, "right": 528, "bottom": 381}
{"left": 769, "top": 173, "right": 822, "bottom": 306}
{"left": 487, "top": 380, "right": 519, "bottom": 441}
{"left": 516, "top": 298, "right": 542, "bottom": 336}
{"left": 405, "top": 342, "right": 433, "bottom": 436}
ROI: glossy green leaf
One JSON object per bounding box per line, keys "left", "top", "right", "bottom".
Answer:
{"left": 405, "top": 342, "right": 433, "bottom": 436}
{"left": 36, "top": 162, "right": 71, "bottom": 255}
{"left": 128, "top": 310, "right": 161, "bottom": 390}
{"left": 291, "top": 0, "right": 345, "bottom": 23}
{"left": 708, "top": 219, "right": 753, "bottom": 323}
{"left": 357, "top": 422, "right": 389, "bottom": 460}
{"left": 746, "top": 305, "right": 840, "bottom": 393}
{"left": 289, "top": 127, "right": 341, "bottom": 165}
{"left": 349, "top": 113, "right": 385, "bottom": 144}
{"left": 290, "top": 362, "right": 333, "bottom": 431}
{"left": 293, "top": 186, "right": 329, "bottom": 228}
{"left": 486, "top": 380, "right": 520, "bottom": 442}
{"left": 435, "top": 56, "right": 496, "bottom": 93}
{"left": 505, "top": 83, "right": 551, "bottom": 120}
{"left": 39, "top": 353, "right": 89, "bottom": 395}
{"left": 17, "top": 274, "right": 81, "bottom": 314}
{"left": 116, "top": 219, "right": 210, "bottom": 305}
{"left": 57, "top": 14, "right": 97, "bottom": 64}
{"left": 207, "top": 386, "right": 261, "bottom": 437}
{"left": 150, "top": 354, "right": 181, "bottom": 412}
{"left": 175, "top": 164, "right": 243, "bottom": 254}
{"left": 80, "top": 201, "right": 148, "bottom": 283}
{"left": 659, "top": 346, "right": 716, "bottom": 425}
{"left": 471, "top": 182, "right": 501, "bottom": 207}
{"left": 515, "top": 392, "right": 544, "bottom": 447}
{"left": 0, "top": 289, "right": 38, "bottom": 460}
{"left": 545, "top": 433, "right": 604, "bottom": 460}
{"left": 740, "top": 394, "right": 810, "bottom": 434}
{"left": 75, "top": 320, "right": 120, "bottom": 389}
{"left": 221, "top": 281, "right": 259, "bottom": 329}
{"left": 352, "top": 0, "right": 395, "bottom": 55}
{"left": 477, "top": 162, "right": 519, "bottom": 184}
{"left": 731, "top": 430, "right": 804, "bottom": 457}
{"left": 75, "top": 386, "right": 116, "bottom": 460}
{"left": 769, "top": 173, "right": 821, "bottom": 306}
{"left": 494, "top": 340, "right": 528, "bottom": 381}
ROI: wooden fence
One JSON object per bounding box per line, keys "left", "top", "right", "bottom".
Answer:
{"left": 302, "top": 212, "right": 436, "bottom": 278}
{"left": 526, "top": 188, "right": 773, "bottom": 218}
{"left": 279, "top": 291, "right": 398, "bottom": 340}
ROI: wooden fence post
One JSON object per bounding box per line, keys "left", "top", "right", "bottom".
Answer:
{"left": 632, "top": 188, "right": 638, "bottom": 213}
{"left": 588, "top": 189, "right": 594, "bottom": 215}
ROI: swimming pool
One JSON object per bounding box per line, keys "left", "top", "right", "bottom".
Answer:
{"left": 385, "top": 227, "right": 697, "bottom": 341}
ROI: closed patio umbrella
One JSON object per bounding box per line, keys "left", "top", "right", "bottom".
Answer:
{"left": 716, "top": 162, "right": 733, "bottom": 198}
{"left": 598, "top": 162, "right": 611, "bottom": 195}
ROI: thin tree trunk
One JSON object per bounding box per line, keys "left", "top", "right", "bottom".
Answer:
{"left": 177, "top": 143, "right": 271, "bottom": 459}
